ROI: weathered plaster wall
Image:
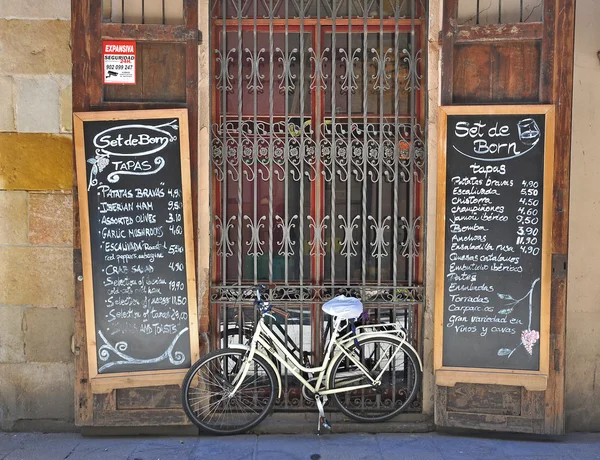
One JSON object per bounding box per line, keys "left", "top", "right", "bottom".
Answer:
{"left": 197, "top": 0, "right": 211, "bottom": 337}
{"left": 0, "top": 1, "right": 75, "bottom": 431}
{"left": 424, "top": 0, "right": 443, "bottom": 418}
{"left": 565, "top": 1, "right": 600, "bottom": 432}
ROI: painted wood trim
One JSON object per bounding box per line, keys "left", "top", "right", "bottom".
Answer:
{"left": 436, "top": 105, "right": 553, "bottom": 116}
{"left": 91, "top": 102, "right": 188, "bottom": 111}
{"left": 90, "top": 370, "right": 188, "bottom": 394}
{"left": 444, "top": 412, "right": 545, "bottom": 434}
{"left": 440, "top": 0, "right": 458, "bottom": 105}
{"left": 73, "top": 113, "right": 99, "bottom": 382}
{"left": 539, "top": 0, "right": 555, "bottom": 103}
{"left": 211, "top": 18, "right": 424, "bottom": 27}
{"left": 72, "top": 0, "right": 94, "bottom": 427}
{"left": 543, "top": 0, "right": 576, "bottom": 435}
{"left": 436, "top": 370, "right": 548, "bottom": 392}
{"left": 540, "top": 105, "right": 555, "bottom": 389}
{"left": 101, "top": 24, "right": 196, "bottom": 41}
{"left": 434, "top": 105, "right": 448, "bottom": 375}
{"left": 73, "top": 109, "right": 200, "bottom": 390}
{"left": 90, "top": 2, "right": 104, "bottom": 108}
{"left": 184, "top": 0, "right": 199, "bottom": 265}
{"left": 434, "top": 104, "right": 555, "bottom": 391}
{"left": 93, "top": 407, "right": 190, "bottom": 426}
{"left": 455, "top": 22, "right": 543, "bottom": 44}
{"left": 178, "top": 111, "right": 201, "bottom": 365}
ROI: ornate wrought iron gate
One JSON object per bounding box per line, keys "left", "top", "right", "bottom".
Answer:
{"left": 210, "top": 0, "right": 427, "bottom": 411}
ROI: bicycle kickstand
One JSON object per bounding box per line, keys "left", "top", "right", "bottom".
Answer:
{"left": 315, "top": 395, "right": 332, "bottom": 435}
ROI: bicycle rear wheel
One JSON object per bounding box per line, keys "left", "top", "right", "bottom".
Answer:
{"left": 328, "top": 336, "right": 421, "bottom": 422}
{"left": 182, "top": 348, "right": 277, "bottom": 435}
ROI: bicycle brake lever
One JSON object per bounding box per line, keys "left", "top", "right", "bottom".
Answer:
{"left": 263, "top": 312, "right": 277, "bottom": 321}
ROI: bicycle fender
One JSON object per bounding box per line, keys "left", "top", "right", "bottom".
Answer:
{"left": 354, "top": 333, "right": 423, "bottom": 371}
{"left": 401, "top": 341, "right": 423, "bottom": 371}
{"left": 228, "top": 344, "right": 282, "bottom": 398}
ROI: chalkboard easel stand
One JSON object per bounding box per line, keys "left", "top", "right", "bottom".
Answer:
{"left": 434, "top": 105, "right": 555, "bottom": 392}
{"left": 74, "top": 109, "right": 200, "bottom": 394}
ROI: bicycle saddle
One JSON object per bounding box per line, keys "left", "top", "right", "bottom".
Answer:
{"left": 322, "top": 295, "right": 363, "bottom": 319}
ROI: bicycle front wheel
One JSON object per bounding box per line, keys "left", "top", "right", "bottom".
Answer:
{"left": 328, "top": 336, "right": 421, "bottom": 422}
{"left": 182, "top": 348, "right": 277, "bottom": 435}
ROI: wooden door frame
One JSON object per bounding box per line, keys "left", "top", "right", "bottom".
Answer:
{"left": 436, "top": 0, "right": 574, "bottom": 434}
{"left": 71, "top": 0, "right": 199, "bottom": 426}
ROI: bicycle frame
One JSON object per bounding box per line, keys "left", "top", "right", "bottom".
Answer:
{"left": 229, "top": 314, "right": 407, "bottom": 399}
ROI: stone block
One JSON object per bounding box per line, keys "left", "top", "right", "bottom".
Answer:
{"left": 0, "top": 133, "right": 73, "bottom": 190}
{"left": 0, "top": 76, "right": 15, "bottom": 132}
{"left": 29, "top": 192, "right": 73, "bottom": 246}
{"left": 0, "top": 246, "right": 74, "bottom": 307}
{"left": 60, "top": 83, "right": 72, "bottom": 133}
{"left": 0, "top": 306, "right": 25, "bottom": 363}
{"left": 0, "top": 20, "right": 71, "bottom": 75}
{"left": 0, "top": 191, "right": 28, "bottom": 244}
{"left": 0, "top": 0, "right": 71, "bottom": 19}
{"left": 24, "top": 307, "right": 74, "bottom": 363}
{"left": 16, "top": 77, "right": 60, "bottom": 133}
{"left": 0, "top": 363, "right": 74, "bottom": 427}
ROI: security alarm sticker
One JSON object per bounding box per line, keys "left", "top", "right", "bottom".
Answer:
{"left": 103, "top": 40, "right": 136, "bottom": 85}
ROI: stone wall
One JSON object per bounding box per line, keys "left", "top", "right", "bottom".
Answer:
{"left": 0, "top": 1, "right": 75, "bottom": 431}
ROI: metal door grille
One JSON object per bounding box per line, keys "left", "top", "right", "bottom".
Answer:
{"left": 457, "top": 0, "right": 544, "bottom": 25}
{"left": 102, "top": 0, "right": 185, "bottom": 24}
{"left": 210, "top": 0, "right": 426, "bottom": 412}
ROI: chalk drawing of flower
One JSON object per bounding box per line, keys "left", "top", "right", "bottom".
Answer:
{"left": 495, "top": 277, "right": 541, "bottom": 359}
{"left": 521, "top": 329, "right": 540, "bottom": 355}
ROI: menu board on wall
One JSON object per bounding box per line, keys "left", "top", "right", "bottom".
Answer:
{"left": 74, "top": 109, "right": 199, "bottom": 391}
{"left": 434, "top": 105, "right": 554, "bottom": 391}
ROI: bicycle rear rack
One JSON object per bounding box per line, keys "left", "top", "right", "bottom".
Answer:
{"left": 338, "top": 320, "right": 408, "bottom": 342}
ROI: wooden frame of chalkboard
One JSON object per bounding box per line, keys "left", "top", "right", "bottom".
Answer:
{"left": 74, "top": 109, "right": 200, "bottom": 393}
{"left": 434, "top": 105, "right": 554, "bottom": 391}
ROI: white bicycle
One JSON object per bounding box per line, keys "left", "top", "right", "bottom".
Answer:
{"left": 182, "top": 285, "right": 423, "bottom": 435}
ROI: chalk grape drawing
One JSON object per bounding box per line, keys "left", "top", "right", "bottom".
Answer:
{"left": 496, "top": 277, "right": 540, "bottom": 358}
{"left": 87, "top": 154, "right": 110, "bottom": 190}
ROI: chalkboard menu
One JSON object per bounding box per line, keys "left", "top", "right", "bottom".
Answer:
{"left": 435, "top": 106, "right": 554, "bottom": 389}
{"left": 74, "top": 110, "right": 199, "bottom": 385}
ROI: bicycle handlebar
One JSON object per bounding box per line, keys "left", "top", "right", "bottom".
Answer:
{"left": 270, "top": 306, "right": 290, "bottom": 319}
{"left": 254, "top": 284, "right": 289, "bottom": 318}
{"left": 254, "top": 283, "right": 276, "bottom": 301}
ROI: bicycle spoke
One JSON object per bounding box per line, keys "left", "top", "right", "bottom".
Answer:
{"left": 329, "top": 337, "right": 420, "bottom": 422}
{"left": 182, "top": 349, "right": 277, "bottom": 434}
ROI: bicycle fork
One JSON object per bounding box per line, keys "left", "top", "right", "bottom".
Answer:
{"left": 314, "top": 394, "right": 331, "bottom": 435}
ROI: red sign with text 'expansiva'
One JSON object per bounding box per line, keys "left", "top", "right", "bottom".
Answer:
{"left": 103, "top": 40, "right": 136, "bottom": 85}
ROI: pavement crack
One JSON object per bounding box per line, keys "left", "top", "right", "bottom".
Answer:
{"left": 63, "top": 441, "right": 80, "bottom": 460}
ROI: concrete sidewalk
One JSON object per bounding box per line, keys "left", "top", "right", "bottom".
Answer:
{"left": 0, "top": 431, "right": 599, "bottom": 460}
